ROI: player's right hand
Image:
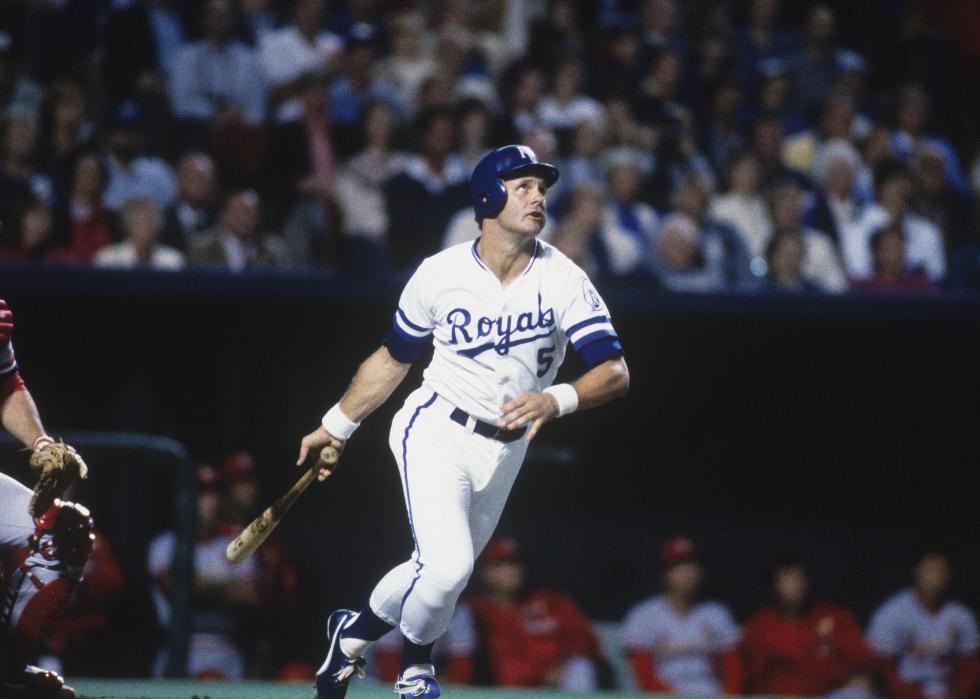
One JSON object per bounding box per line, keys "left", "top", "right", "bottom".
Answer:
{"left": 0, "top": 299, "right": 13, "bottom": 345}
{"left": 296, "top": 425, "right": 342, "bottom": 479}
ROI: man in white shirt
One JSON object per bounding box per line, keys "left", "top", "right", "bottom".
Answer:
{"left": 260, "top": 0, "right": 342, "bottom": 124}
{"left": 94, "top": 197, "right": 184, "bottom": 271}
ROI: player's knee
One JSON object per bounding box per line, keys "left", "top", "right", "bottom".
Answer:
{"left": 29, "top": 499, "right": 95, "bottom": 579}
{"left": 421, "top": 555, "right": 474, "bottom": 595}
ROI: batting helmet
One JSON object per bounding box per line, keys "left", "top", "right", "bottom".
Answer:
{"left": 470, "top": 145, "right": 560, "bottom": 222}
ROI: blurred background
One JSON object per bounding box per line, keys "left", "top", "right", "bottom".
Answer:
{"left": 0, "top": 0, "right": 978, "bottom": 695}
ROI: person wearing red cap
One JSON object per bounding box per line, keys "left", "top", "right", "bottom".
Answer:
{"left": 741, "top": 553, "right": 876, "bottom": 697}
{"left": 623, "top": 536, "right": 743, "bottom": 695}
{"left": 466, "top": 537, "right": 605, "bottom": 691}
{"left": 147, "top": 463, "right": 262, "bottom": 680}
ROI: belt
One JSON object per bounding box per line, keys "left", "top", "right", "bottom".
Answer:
{"left": 449, "top": 407, "right": 527, "bottom": 443}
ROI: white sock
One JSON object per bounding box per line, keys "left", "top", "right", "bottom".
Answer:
{"left": 338, "top": 615, "right": 372, "bottom": 659}
{"left": 401, "top": 663, "right": 435, "bottom": 679}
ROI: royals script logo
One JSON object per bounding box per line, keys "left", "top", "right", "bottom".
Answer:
{"left": 448, "top": 293, "right": 555, "bottom": 358}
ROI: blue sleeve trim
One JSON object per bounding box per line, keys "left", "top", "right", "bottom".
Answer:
{"left": 565, "top": 315, "right": 610, "bottom": 338}
{"left": 571, "top": 328, "right": 617, "bottom": 351}
{"left": 578, "top": 337, "right": 623, "bottom": 368}
{"left": 391, "top": 321, "right": 430, "bottom": 344}
{"left": 384, "top": 328, "right": 427, "bottom": 364}
{"left": 397, "top": 308, "right": 430, "bottom": 334}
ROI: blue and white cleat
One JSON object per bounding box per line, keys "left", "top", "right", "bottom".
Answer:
{"left": 394, "top": 664, "right": 441, "bottom": 698}
{"left": 314, "top": 609, "right": 366, "bottom": 699}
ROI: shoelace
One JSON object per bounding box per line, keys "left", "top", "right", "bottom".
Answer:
{"left": 393, "top": 676, "right": 430, "bottom": 696}
{"left": 333, "top": 658, "right": 366, "bottom": 683}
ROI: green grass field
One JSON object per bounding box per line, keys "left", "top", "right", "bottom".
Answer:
{"left": 71, "top": 678, "right": 655, "bottom": 699}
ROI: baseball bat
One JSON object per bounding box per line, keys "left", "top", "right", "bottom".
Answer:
{"left": 225, "top": 445, "right": 340, "bottom": 564}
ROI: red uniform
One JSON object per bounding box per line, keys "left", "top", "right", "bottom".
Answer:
{"left": 742, "top": 601, "right": 876, "bottom": 696}
{"left": 468, "top": 588, "right": 601, "bottom": 687}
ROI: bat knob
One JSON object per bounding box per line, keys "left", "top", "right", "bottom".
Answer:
{"left": 318, "top": 445, "right": 340, "bottom": 467}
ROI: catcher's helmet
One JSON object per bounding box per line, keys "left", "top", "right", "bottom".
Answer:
{"left": 469, "top": 145, "right": 559, "bottom": 222}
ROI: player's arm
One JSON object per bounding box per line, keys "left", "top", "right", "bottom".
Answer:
{"left": 296, "top": 345, "right": 411, "bottom": 472}
{"left": 500, "top": 355, "right": 629, "bottom": 440}
{"left": 1, "top": 386, "right": 47, "bottom": 449}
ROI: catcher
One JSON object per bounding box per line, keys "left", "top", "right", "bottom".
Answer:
{"left": 0, "top": 298, "right": 92, "bottom": 699}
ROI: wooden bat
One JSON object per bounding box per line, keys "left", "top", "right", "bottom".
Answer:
{"left": 225, "top": 445, "right": 340, "bottom": 564}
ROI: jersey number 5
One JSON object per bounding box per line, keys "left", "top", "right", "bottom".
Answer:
{"left": 536, "top": 345, "right": 555, "bottom": 378}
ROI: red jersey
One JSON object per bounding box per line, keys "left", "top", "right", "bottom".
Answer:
{"left": 742, "top": 601, "right": 875, "bottom": 696}
{"left": 468, "top": 588, "right": 600, "bottom": 687}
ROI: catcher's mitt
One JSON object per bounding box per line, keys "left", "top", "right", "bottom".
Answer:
{"left": 29, "top": 438, "right": 89, "bottom": 517}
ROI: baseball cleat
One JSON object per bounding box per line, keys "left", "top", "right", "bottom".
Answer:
{"left": 0, "top": 664, "right": 76, "bottom": 698}
{"left": 394, "top": 664, "right": 441, "bottom": 697}
{"left": 314, "top": 609, "right": 366, "bottom": 699}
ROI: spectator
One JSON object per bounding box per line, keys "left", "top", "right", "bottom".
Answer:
{"left": 761, "top": 231, "right": 824, "bottom": 294}
{"left": 910, "top": 145, "right": 974, "bottom": 256}
{"left": 698, "top": 81, "right": 746, "bottom": 179}
{"left": 1, "top": 107, "right": 53, "bottom": 207}
{"left": 549, "top": 184, "right": 605, "bottom": 278}
{"left": 805, "top": 139, "right": 867, "bottom": 248}
{"left": 786, "top": 4, "right": 840, "bottom": 116}
{"left": 148, "top": 464, "right": 261, "bottom": 679}
{"left": 767, "top": 182, "right": 848, "bottom": 292}
{"left": 742, "top": 553, "right": 876, "bottom": 697}
{"left": 671, "top": 172, "right": 754, "bottom": 288}
{"left": 374, "top": 13, "right": 434, "bottom": 115}
{"left": 325, "top": 100, "right": 403, "bottom": 273}
{"left": 649, "top": 213, "right": 728, "bottom": 293}
{"left": 52, "top": 151, "right": 117, "bottom": 262}
{"left": 566, "top": 119, "right": 609, "bottom": 190}
{"left": 736, "top": 0, "right": 798, "bottom": 91}
{"left": 538, "top": 56, "right": 604, "bottom": 133}
{"left": 456, "top": 98, "right": 494, "bottom": 171}
{"left": 848, "top": 160, "right": 945, "bottom": 281}
{"left": 867, "top": 547, "right": 979, "bottom": 699}
{"left": 751, "top": 113, "right": 812, "bottom": 190}
{"left": 161, "top": 152, "right": 217, "bottom": 252}
{"left": 783, "top": 93, "right": 857, "bottom": 178}
{"left": 639, "top": 0, "right": 683, "bottom": 58}
{"left": 94, "top": 197, "right": 184, "bottom": 271}
{"left": 598, "top": 153, "right": 659, "bottom": 277}
{"left": 890, "top": 84, "right": 969, "bottom": 196}
{"left": 850, "top": 223, "right": 937, "bottom": 294}
{"left": 710, "top": 150, "right": 772, "bottom": 262}
{"left": 36, "top": 81, "right": 94, "bottom": 200}
{"left": 328, "top": 24, "right": 401, "bottom": 150}
{"left": 101, "top": 102, "right": 177, "bottom": 213}
{"left": 373, "top": 604, "right": 477, "bottom": 685}
{"left": 260, "top": 0, "right": 342, "bottom": 125}
{"left": 383, "top": 107, "right": 468, "bottom": 270}
{"left": 467, "top": 538, "right": 604, "bottom": 692}
{"left": 102, "top": 0, "right": 188, "bottom": 101}
{"left": 623, "top": 536, "right": 743, "bottom": 695}
{"left": 188, "top": 190, "right": 285, "bottom": 271}
{"left": 0, "top": 197, "right": 55, "bottom": 262}
{"left": 171, "top": 0, "right": 267, "bottom": 130}
{"left": 0, "top": 31, "right": 43, "bottom": 114}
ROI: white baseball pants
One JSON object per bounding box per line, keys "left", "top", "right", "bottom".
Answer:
{"left": 368, "top": 387, "right": 528, "bottom": 645}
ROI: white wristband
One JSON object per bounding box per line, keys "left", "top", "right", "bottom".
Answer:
{"left": 544, "top": 384, "right": 579, "bottom": 417}
{"left": 321, "top": 404, "right": 360, "bottom": 441}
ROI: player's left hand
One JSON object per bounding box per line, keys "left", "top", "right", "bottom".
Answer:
{"left": 500, "top": 392, "right": 559, "bottom": 440}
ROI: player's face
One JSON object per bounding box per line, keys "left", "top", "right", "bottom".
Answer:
{"left": 665, "top": 561, "right": 702, "bottom": 599}
{"left": 773, "top": 566, "right": 808, "bottom": 610}
{"left": 497, "top": 175, "right": 548, "bottom": 237}
{"left": 480, "top": 559, "right": 525, "bottom": 598}
{"left": 914, "top": 555, "right": 951, "bottom": 600}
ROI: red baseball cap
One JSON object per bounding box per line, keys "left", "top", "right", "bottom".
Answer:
{"left": 221, "top": 451, "right": 256, "bottom": 482}
{"left": 660, "top": 536, "right": 698, "bottom": 567}
{"left": 481, "top": 537, "right": 521, "bottom": 565}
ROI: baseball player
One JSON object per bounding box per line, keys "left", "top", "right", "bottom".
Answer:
{"left": 867, "top": 546, "right": 979, "bottom": 699}
{"left": 296, "top": 145, "right": 629, "bottom": 698}
{"left": 622, "top": 537, "right": 742, "bottom": 695}
{"left": 0, "top": 299, "right": 93, "bottom": 698}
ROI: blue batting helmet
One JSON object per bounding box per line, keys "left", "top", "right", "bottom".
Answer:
{"left": 470, "top": 145, "right": 560, "bottom": 222}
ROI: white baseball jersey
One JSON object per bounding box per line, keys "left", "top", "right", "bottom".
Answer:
{"left": 867, "top": 589, "right": 979, "bottom": 697}
{"left": 623, "top": 595, "right": 740, "bottom": 696}
{"left": 385, "top": 238, "right": 622, "bottom": 423}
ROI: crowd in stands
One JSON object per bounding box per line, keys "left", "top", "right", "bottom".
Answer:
{"left": 1, "top": 0, "right": 979, "bottom": 293}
